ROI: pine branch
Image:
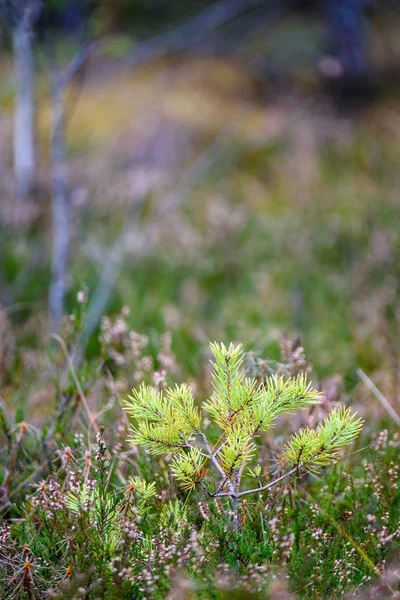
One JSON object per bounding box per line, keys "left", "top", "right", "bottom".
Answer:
{"left": 214, "top": 466, "right": 300, "bottom": 498}
{"left": 197, "top": 430, "right": 227, "bottom": 480}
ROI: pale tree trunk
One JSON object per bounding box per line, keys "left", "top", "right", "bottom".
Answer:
{"left": 48, "top": 44, "right": 91, "bottom": 332}
{"left": 49, "top": 78, "right": 68, "bottom": 333}
{"left": 12, "top": 21, "right": 36, "bottom": 198}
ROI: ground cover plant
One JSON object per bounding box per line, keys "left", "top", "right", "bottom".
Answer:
{"left": 0, "top": 307, "right": 399, "bottom": 599}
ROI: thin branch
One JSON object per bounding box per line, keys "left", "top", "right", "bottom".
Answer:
{"left": 56, "top": 41, "right": 93, "bottom": 89}
{"left": 196, "top": 430, "right": 238, "bottom": 502}
{"left": 215, "top": 465, "right": 300, "bottom": 498}
{"left": 123, "top": 0, "right": 264, "bottom": 68}
{"left": 357, "top": 368, "right": 400, "bottom": 427}
{"left": 197, "top": 430, "right": 227, "bottom": 479}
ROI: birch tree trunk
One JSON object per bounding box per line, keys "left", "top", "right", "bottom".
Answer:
{"left": 49, "top": 78, "right": 68, "bottom": 332}
{"left": 47, "top": 42, "right": 91, "bottom": 332}
{"left": 12, "top": 21, "right": 36, "bottom": 198}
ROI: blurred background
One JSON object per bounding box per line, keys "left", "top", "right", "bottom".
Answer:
{"left": 2, "top": 0, "right": 400, "bottom": 417}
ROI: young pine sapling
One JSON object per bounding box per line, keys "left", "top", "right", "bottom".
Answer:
{"left": 124, "top": 343, "right": 363, "bottom": 523}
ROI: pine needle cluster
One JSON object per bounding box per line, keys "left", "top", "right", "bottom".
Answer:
{"left": 124, "top": 343, "right": 363, "bottom": 519}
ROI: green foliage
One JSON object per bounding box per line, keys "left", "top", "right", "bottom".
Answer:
{"left": 124, "top": 342, "right": 362, "bottom": 516}
{"left": 283, "top": 407, "right": 364, "bottom": 471}
{"left": 0, "top": 315, "right": 398, "bottom": 599}
{"left": 125, "top": 383, "right": 200, "bottom": 454}
{"left": 171, "top": 446, "right": 205, "bottom": 492}
{"left": 128, "top": 476, "right": 157, "bottom": 506}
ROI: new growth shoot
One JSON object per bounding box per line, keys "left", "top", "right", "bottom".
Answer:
{"left": 124, "top": 343, "right": 363, "bottom": 523}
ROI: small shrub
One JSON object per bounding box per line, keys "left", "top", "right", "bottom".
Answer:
{"left": 124, "top": 342, "right": 363, "bottom": 525}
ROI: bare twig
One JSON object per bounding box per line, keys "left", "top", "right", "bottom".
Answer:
{"left": 215, "top": 465, "right": 300, "bottom": 498}
{"left": 357, "top": 368, "right": 400, "bottom": 427}
{"left": 122, "top": 0, "right": 264, "bottom": 68}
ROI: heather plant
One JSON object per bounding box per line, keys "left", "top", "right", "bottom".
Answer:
{"left": 0, "top": 295, "right": 398, "bottom": 600}
{"left": 99, "top": 306, "right": 177, "bottom": 391}
{"left": 0, "top": 328, "right": 399, "bottom": 599}
{"left": 124, "top": 342, "right": 363, "bottom": 524}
